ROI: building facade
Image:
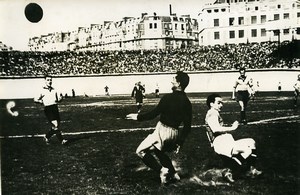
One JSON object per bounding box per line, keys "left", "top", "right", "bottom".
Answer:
{"left": 28, "top": 12, "right": 199, "bottom": 51}
{"left": 198, "top": 0, "right": 300, "bottom": 46}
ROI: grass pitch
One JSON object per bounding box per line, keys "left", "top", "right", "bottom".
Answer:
{"left": 1, "top": 92, "right": 299, "bottom": 194}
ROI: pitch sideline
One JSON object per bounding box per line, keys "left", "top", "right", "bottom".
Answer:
{"left": 0, "top": 115, "right": 299, "bottom": 139}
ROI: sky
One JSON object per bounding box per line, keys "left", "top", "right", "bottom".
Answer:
{"left": 0, "top": 0, "right": 214, "bottom": 51}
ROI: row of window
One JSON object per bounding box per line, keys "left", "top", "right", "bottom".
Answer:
{"left": 148, "top": 23, "right": 186, "bottom": 31}
{"left": 214, "top": 12, "right": 299, "bottom": 26}
{"left": 207, "top": 2, "right": 296, "bottom": 13}
{"left": 214, "top": 28, "right": 293, "bottom": 39}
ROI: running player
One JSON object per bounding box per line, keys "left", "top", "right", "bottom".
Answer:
{"left": 104, "top": 85, "right": 110, "bottom": 96}
{"left": 233, "top": 67, "right": 253, "bottom": 124}
{"left": 205, "top": 93, "right": 262, "bottom": 181}
{"left": 293, "top": 74, "right": 300, "bottom": 107}
{"left": 126, "top": 71, "right": 192, "bottom": 184}
{"left": 131, "top": 81, "right": 145, "bottom": 113}
{"left": 34, "top": 75, "right": 68, "bottom": 145}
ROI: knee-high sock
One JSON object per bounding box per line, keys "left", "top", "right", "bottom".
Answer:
{"left": 46, "top": 129, "right": 55, "bottom": 139}
{"left": 141, "top": 153, "right": 162, "bottom": 172}
{"left": 240, "top": 111, "right": 246, "bottom": 121}
{"left": 54, "top": 130, "right": 64, "bottom": 142}
{"left": 153, "top": 148, "right": 175, "bottom": 174}
{"left": 246, "top": 149, "right": 257, "bottom": 166}
{"left": 137, "top": 104, "right": 142, "bottom": 111}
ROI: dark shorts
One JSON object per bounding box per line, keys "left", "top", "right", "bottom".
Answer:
{"left": 44, "top": 104, "right": 60, "bottom": 122}
{"left": 135, "top": 94, "right": 144, "bottom": 103}
{"left": 236, "top": 91, "right": 250, "bottom": 102}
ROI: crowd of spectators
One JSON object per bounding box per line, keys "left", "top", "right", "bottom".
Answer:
{"left": 0, "top": 41, "right": 299, "bottom": 77}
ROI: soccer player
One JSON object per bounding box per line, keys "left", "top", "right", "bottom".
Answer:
{"left": 293, "top": 74, "right": 300, "bottom": 107}
{"left": 126, "top": 71, "right": 192, "bottom": 184}
{"left": 131, "top": 81, "right": 145, "bottom": 113}
{"left": 155, "top": 84, "right": 160, "bottom": 98}
{"left": 278, "top": 82, "right": 282, "bottom": 94}
{"left": 104, "top": 85, "right": 110, "bottom": 96}
{"left": 34, "top": 75, "right": 68, "bottom": 145}
{"left": 205, "top": 93, "right": 262, "bottom": 181}
{"left": 233, "top": 67, "right": 253, "bottom": 124}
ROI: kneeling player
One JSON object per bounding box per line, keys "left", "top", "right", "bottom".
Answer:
{"left": 205, "top": 93, "right": 262, "bottom": 182}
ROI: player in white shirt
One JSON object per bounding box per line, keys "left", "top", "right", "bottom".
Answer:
{"left": 293, "top": 74, "right": 300, "bottom": 108}
{"left": 233, "top": 67, "right": 253, "bottom": 124}
{"left": 205, "top": 93, "right": 262, "bottom": 181}
{"left": 34, "top": 75, "right": 67, "bottom": 145}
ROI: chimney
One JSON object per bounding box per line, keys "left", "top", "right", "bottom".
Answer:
{"left": 169, "top": 4, "right": 172, "bottom": 15}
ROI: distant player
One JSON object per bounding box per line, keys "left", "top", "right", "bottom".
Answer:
{"left": 293, "top": 74, "right": 300, "bottom": 107}
{"left": 34, "top": 75, "right": 68, "bottom": 145}
{"left": 104, "top": 85, "right": 110, "bottom": 96}
{"left": 126, "top": 71, "right": 192, "bottom": 184}
{"left": 278, "top": 82, "right": 282, "bottom": 94}
{"left": 131, "top": 81, "right": 145, "bottom": 113}
{"left": 155, "top": 84, "right": 160, "bottom": 98}
{"left": 205, "top": 93, "right": 262, "bottom": 181}
{"left": 233, "top": 67, "right": 253, "bottom": 124}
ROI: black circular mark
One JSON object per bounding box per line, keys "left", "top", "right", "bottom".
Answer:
{"left": 24, "top": 3, "right": 43, "bottom": 23}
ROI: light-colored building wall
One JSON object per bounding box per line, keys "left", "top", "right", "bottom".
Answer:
{"left": 28, "top": 11, "right": 198, "bottom": 51}
{"left": 198, "top": 0, "right": 300, "bottom": 46}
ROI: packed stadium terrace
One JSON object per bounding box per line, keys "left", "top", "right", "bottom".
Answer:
{"left": 0, "top": 41, "right": 299, "bottom": 77}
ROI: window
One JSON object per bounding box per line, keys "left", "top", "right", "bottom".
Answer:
{"left": 261, "top": 15, "right": 266, "bottom": 23}
{"left": 149, "top": 23, "right": 153, "bottom": 29}
{"left": 251, "top": 16, "right": 257, "bottom": 24}
{"left": 229, "top": 17, "right": 234, "bottom": 26}
{"left": 255, "top": 6, "right": 258, "bottom": 11}
{"left": 229, "top": 30, "right": 235, "bottom": 39}
{"left": 261, "top": 28, "right": 266, "bottom": 37}
{"left": 251, "top": 29, "right": 257, "bottom": 37}
{"left": 283, "top": 29, "right": 289, "bottom": 35}
{"left": 214, "top": 19, "right": 219, "bottom": 27}
{"left": 238, "top": 17, "right": 244, "bottom": 25}
{"left": 283, "top": 13, "right": 289, "bottom": 19}
{"left": 214, "top": 9, "right": 219, "bottom": 13}
{"left": 154, "top": 23, "right": 157, "bottom": 29}
{"left": 297, "top": 12, "right": 300, "bottom": 18}
{"left": 181, "top": 24, "right": 185, "bottom": 30}
{"left": 238, "top": 30, "right": 244, "bottom": 38}
{"left": 214, "top": 32, "right": 220, "bottom": 40}
{"left": 274, "top": 14, "right": 280, "bottom": 20}
{"left": 273, "top": 30, "right": 280, "bottom": 36}
{"left": 175, "top": 23, "right": 178, "bottom": 30}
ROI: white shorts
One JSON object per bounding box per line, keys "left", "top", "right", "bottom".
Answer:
{"left": 213, "top": 134, "right": 256, "bottom": 158}
{"left": 136, "top": 121, "right": 179, "bottom": 153}
{"left": 213, "top": 134, "right": 235, "bottom": 158}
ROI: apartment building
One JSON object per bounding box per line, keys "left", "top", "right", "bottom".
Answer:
{"left": 198, "top": 0, "right": 300, "bottom": 45}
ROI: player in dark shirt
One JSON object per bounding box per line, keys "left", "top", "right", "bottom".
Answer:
{"left": 126, "top": 71, "right": 192, "bottom": 184}
{"left": 131, "top": 81, "right": 145, "bottom": 113}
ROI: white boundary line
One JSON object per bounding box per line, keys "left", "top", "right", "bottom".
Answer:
{"left": 247, "top": 115, "right": 300, "bottom": 125}
{"left": 0, "top": 115, "right": 299, "bottom": 139}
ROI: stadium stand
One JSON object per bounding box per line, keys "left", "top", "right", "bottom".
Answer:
{"left": 0, "top": 41, "right": 299, "bottom": 76}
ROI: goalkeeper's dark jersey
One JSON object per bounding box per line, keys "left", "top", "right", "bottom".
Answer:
{"left": 137, "top": 90, "right": 192, "bottom": 144}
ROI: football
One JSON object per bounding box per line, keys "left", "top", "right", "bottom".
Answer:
{"left": 6, "top": 101, "right": 19, "bottom": 117}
